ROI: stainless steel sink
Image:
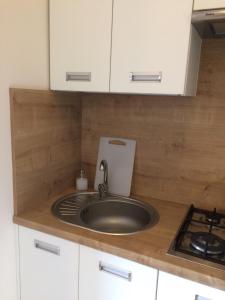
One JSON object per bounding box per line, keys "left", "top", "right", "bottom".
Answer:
{"left": 52, "top": 192, "right": 159, "bottom": 235}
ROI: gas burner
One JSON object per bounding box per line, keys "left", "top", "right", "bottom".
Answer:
{"left": 190, "top": 232, "right": 225, "bottom": 256}
{"left": 206, "top": 212, "right": 221, "bottom": 225}
{"left": 168, "top": 205, "right": 225, "bottom": 268}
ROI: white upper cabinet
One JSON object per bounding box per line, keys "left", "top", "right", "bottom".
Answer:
{"left": 50, "top": 0, "right": 201, "bottom": 95}
{"left": 50, "top": 0, "right": 113, "bottom": 92}
{"left": 110, "top": 0, "right": 201, "bottom": 95}
{"left": 194, "top": 0, "right": 225, "bottom": 10}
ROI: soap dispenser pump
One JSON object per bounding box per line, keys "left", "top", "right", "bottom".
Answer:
{"left": 76, "top": 168, "right": 88, "bottom": 191}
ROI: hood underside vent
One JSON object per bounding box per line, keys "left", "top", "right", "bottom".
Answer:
{"left": 192, "top": 9, "right": 225, "bottom": 38}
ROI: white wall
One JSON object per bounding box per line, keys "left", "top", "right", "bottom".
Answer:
{"left": 0, "top": 1, "right": 49, "bottom": 299}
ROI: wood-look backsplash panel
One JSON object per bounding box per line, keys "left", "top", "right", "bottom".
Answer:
{"left": 81, "top": 39, "right": 225, "bottom": 211}
{"left": 11, "top": 89, "right": 81, "bottom": 214}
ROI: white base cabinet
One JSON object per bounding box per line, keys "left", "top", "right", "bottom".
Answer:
{"left": 157, "top": 271, "right": 225, "bottom": 300}
{"left": 19, "top": 226, "right": 79, "bottom": 300}
{"left": 18, "top": 227, "right": 225, "bottom": 300}
{"left": 79, "top": 245, "right": 158, "bottom": 300}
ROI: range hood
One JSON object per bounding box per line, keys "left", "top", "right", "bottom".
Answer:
{"left": 192, "top": 8, "right": 225, "bottom": 38}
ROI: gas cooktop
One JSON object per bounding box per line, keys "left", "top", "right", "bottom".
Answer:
{"left": 168, "top": 205, "right": 225, "bottom": 270}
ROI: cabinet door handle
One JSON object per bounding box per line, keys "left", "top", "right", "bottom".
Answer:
{"left": 195, "top": 295, "right": 212, "bottom": 300}
{"left": 99, "top": 261, "right": 132, "bottom": 281}
{"left": 129, "top": 72, "right": 162, "bottom": 82}
{"left": 34, "top": 239, "right": 60, "bottom": 256}
{"left": 66, "top": 72, "right": 91, "bottom": 81}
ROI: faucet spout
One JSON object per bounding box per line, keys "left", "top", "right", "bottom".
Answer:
{"left": 98, "top": 160, "right": 108, "bottom": 199}
{"left": 99, "top": 160, "right": 108, "bottom": 185}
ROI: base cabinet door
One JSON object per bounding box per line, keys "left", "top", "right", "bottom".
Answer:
{"left": 79, "top": 245, "right": 158, "bottom": 300}
{"left": 157, "top": 271, "right": 225, "bottom": 300}
{"left": 19, "top": 226, "right": 79, "bottom": 300}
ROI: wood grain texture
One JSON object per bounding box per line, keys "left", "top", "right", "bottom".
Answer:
{"left": 13, "top": 188, "right": 225, "bottom": 291}
{"left": 81, "top": 39, "right": 225, "bottom": 211}
{"left": 11, "top": 89, "right": 81, "bottom": 214}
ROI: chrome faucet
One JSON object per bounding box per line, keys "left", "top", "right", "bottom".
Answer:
{"left": 98, "top": 160, "right": 108, "bottom": 199}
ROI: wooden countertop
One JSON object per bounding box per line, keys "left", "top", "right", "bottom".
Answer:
{"left": 13, "top": 189, "right": 225, "bottom": 291}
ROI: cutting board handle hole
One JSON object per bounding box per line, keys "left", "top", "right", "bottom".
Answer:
{"left": 108, "top": 140, "right": 127, "bottom": 146}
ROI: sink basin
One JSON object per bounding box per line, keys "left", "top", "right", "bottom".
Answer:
{"left": 80, "top": 197, "right": 159, "bottom": 234}
{"left": 52, "top": 192, "right": 159, "bottom": 235}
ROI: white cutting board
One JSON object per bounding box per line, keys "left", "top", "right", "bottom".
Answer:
{"left": 94, "top": 137, "right": 136, "bottom": 197}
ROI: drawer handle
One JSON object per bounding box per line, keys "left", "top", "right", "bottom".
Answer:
{"left": 129, "top": 72, "right": 162, "bottom": 82}
{"left": 195, "top": 296, "right": 212, "bottom": 300}
{"left": 34, "top": 239, "right": 60, "bottom": 256}
{"left": 99, "top": 261, "right": 132, "bottom": 281}
{"left": 66, "top": 72, "right": 91, "bottom": 82}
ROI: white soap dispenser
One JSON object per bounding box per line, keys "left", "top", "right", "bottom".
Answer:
{"left": 76, "top": 168, "right": 88, "bottom": 191}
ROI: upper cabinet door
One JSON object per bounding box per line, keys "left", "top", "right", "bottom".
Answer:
{"left": 194, "top": 0, "right": 225, "bottom": 10}
{"left": 110, "top": 0, "right": 199, "bottom": 95}
{"left": 50, "top": 0, "right": 113, "bottom": 92}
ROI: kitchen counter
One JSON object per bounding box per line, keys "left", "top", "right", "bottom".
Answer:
{"left": 13, "top": 189, "right": 225, "bottom": 291}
